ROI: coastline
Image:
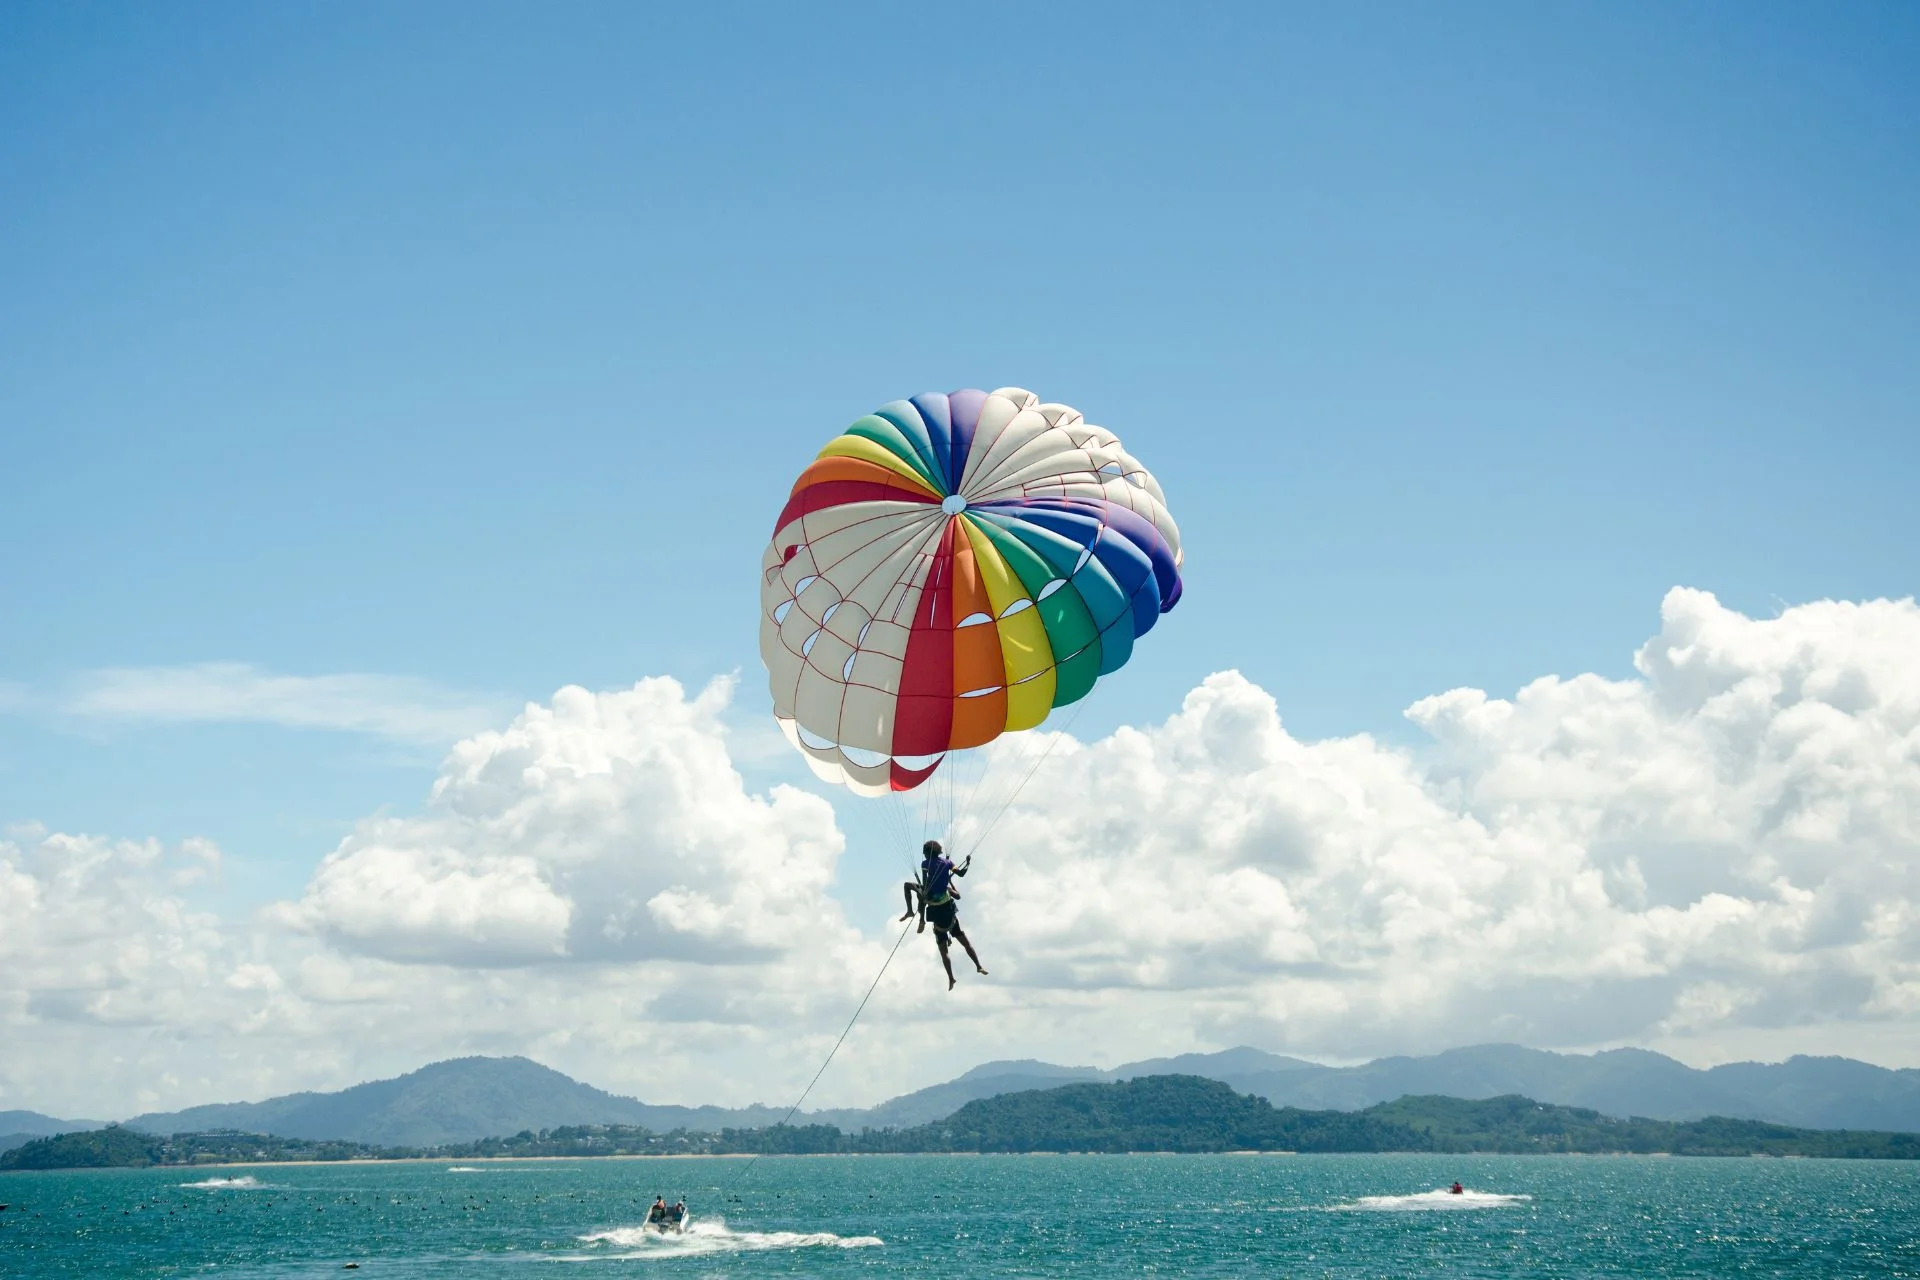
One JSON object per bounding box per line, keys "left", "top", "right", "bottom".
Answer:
{"left": 7, "top": 1149, "right": 1786, "bottom": 1173}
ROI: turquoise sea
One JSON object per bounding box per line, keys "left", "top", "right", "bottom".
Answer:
{"left": 3, "top": 1153, "right": 1918, "bottom": 1277}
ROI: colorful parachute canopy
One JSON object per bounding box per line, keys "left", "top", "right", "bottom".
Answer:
{"left": 761, "top": 388, "right": 1184, "bottom": 795}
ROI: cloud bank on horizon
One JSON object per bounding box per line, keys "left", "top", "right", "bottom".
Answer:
{"left": 3, "top": 587, "right": 1917, "bottom": 1117}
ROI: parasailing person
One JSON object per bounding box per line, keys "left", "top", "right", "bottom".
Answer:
{"left": 899, "top": 839, "right": 986, "bottom": 989}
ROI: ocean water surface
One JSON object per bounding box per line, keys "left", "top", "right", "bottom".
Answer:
{"left": 3, "top": 1152, "right": 1917, "bottom": 1277}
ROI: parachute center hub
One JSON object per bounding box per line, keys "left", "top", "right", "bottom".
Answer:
{"left": 941, "top": 494, "right": 967, "bottom": 515}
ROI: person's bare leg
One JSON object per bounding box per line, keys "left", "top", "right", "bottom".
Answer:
{"left": 898, "top": 882, "right": 919, "bottom": 922}
{"left": 952, "top": 925, "right": 988, "bottom": 975}
{"left": 936, "top": 932, "right": 957, "bottom": 990}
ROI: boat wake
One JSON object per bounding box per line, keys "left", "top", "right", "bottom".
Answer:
{"left": 1338, "top": 1188, "right": 1531, "bottom": 1211}
{"left": 179, "top": 1176, "right": 266, "bottom": 1190}
{"left": 573, "top": 1217, "right": 882, "bottom": 1258}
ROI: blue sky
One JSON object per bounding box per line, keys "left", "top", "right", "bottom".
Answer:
{"left": 4, "top": 4, "right": 1917, "bottom": 930}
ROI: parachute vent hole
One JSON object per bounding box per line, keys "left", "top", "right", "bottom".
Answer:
{"left": 1126, "top": 470, "right": 1147, "bottom": 488}
{"left": 842, "top": 653, "right": 858, "bottom": 681}
{"left": 801, "top": 629, "right": 821, "bottom": 657}
{"left": 999, "top": 598, "right": 1034, "bottom": 618}
{"left": 821, "top": 602, "right": 840, "bottom": 625}
{"left": 1038, "top": 579, "right": 1067, "bottom": 601}
{"left": 1097, "top": 461, "right": 1124, "bottom": 478}
{"left": 792, "top": 574, "right": 818, "bottom": 596}
{"left": 1072, "top": 546, "right": 1094, "bottom": 575}
{"left": 1011, "top": 669, "right": 1053, "bottom": 686}
{"left": 856, "top": 620, "right": 872, "bottom": 645}
{"left": 958, "top": 686, "right": 1004, "bottom": 699}
{"left": 782, "top": 545, "right": 802, "bottom": 564}
{"left": 957, "top": 611, "right": 994, "bottom": 628}
{"left": 772, "top": 600, "right": 795, "bottom": 624}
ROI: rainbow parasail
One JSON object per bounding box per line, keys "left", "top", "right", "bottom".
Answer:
{"left": 760, "top": 387, "right": 1183, "bottom": 794}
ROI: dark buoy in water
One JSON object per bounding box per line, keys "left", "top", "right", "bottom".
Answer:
{"left": 343, "top": 1265, "right": 359, "bottom": 1271}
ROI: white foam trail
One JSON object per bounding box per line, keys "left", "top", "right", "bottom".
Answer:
{"left": 180, "top": 1176, "right": 265, "bottom": 1190}
{"left": 1339, "top": 1188, "right": 1531, "bottom": 1211}
{"left": 574, "top": 1216, "right": 882, "bottom": 1257}
{"left": 446, "top": 1166, "right": 486, "bottom": 1173}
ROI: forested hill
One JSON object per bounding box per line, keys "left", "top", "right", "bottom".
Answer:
{"left": 744, "top": 1076, "right": 1920, "bottom": 1158}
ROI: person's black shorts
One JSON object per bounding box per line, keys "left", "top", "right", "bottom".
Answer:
{"left": 926, "top": 899, "right": 959, "bottom": 932}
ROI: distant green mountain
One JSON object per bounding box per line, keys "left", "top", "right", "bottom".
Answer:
{"left": 1210, "top": 1045, "right": 1920, "bottom": 1131}
{"left": 124, "top": 1057, "right": 787, "bottom": 1147}
{"left": 0, "top": 1109, "right": 107, "bottom": 1136}
{"left": 825, "top": 1044, "right": 1920, "bottom": 1135}
{"left": 1111, "top": 1047, "right": 1320, "bottom": 1081}
{"left": 812, "top": 1068, "right": 1107, "bottom": 1131}
{"left": 0, "top": 1109, "right": 106, "bottom": 1155}
{"left": 809, "top": 1047, "right": 1317, "bottom": 1131}
{"left": 880, "top": 1074, "right": 1400, "bottom": 1153}
{"left": 798, "top": 1076, "right": 1920, "bottom": 1158}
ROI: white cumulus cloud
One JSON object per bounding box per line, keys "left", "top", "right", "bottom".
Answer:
{"left": 280, "top": 676, "right": 853, "bottom": 967}
{"left": 0, "top": 826, "right": 232, "bottom": 1035}
{"left": 973, "top": 587, "right": 1920, "bottom": 1061}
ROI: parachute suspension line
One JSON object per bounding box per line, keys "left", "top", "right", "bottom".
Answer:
{"left": 880, "top": 783, "right": 909, "bottom": 852}
{"left": 960, "top": 699, "right": 1090, "bottom": 863}
{"left": 923, "top": 770, "right": 941, "bottom": 847}
{"left": 723, "top": 914, "right": 917, "bottom": 1194}
{"left": 941, "top": 714, "right": 1046, "bottom": 857}
{"left": 962, "top": 722, "right": 1050, "bottom": 844}
{"left": 943, "top": 750, "right": 958, "bottom": 846}
{"left": 950, "top": 733, "right": 1014, "bottom": 851}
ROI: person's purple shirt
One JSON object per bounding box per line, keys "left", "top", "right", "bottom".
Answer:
{"left": 921, "top": 854, "right": 955, "bottom": 901}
